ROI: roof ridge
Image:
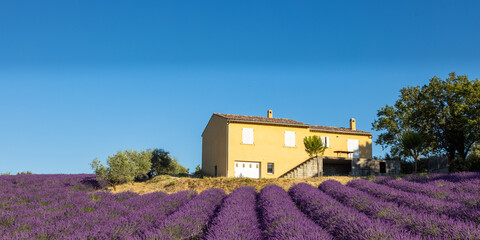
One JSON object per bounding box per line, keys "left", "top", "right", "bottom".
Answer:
{"left": 214, "top": 112, "right": 296, "bottom": 121}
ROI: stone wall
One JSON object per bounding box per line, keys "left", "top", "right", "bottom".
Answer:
{"left": 282, "top": 157, "right": 323, "bottom": 178}
{"left": 351, "top": 158, "right": 400, "bottom": 176}
{"left": 282, "top": 157, "right": 400, "bottom": 178}
{"left": 428, "top": 155, "right": 449, "bottom": 173}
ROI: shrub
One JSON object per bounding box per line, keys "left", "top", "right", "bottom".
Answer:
{"left": 451, "top": 155, "right": 480, "bottom": 172}
{"left": 149, "top": 149, "right": 189, "bottom": 176}
{"left": 90, "top": 150, "right": 152, "bottom": 190}
{"left": 193, "top": 165, "right": 203, "bottom": 178}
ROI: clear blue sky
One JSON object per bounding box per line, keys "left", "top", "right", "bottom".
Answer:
{"left": 1, "top": 1, "right": 479, "bottom": 174}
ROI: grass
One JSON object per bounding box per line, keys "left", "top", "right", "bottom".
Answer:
{"left": 108, "top": 175, "right": 378, "bottom": 195}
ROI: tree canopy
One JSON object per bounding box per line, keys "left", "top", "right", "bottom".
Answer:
{"left": 149, "top": 148, "right": 188, "bottom": 176}
{"left": 90, "top": 149, "right": 152, "bottom": 190}
{"left": 91, "top": 148, "right": 189, "bottom": 190}
{"left": 373, "top": 72, "right": 480, "bottom": 161}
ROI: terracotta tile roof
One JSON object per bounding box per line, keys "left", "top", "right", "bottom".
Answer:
{"left": 213, "top": 113, "right": 309, "bottom": 127}
{"left": 213, "top": 113, "right": 373, "bottom": 135}
{"left": 309, "top": 125, "right": 372, "bottom": 136}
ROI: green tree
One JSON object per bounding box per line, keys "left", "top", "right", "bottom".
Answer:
{"left": 303, "top": 135, "right": 326, "bottom": 158}
{"left": 150, "top": 148, "right": 173, "bottom": 175}
{"left": 193, "top": 165, "right": 203, "bottom": 178}
{"left": 170, "top": 157, "right": 189, "bottom": 175}
{"left": 373, "top": 72, "right": 480, "bottom": 163}
{"left": 149, "top": 148, "right": 189, "bottom": 176}
{"left": 401, "top": 131, "right": 425, "bottom": 173}
{"left": 90, "top": 150, "right": 152, "bottom": 190}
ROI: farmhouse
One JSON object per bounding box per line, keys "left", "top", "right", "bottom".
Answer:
{"left": 202, "top": 110, "right": 399, "bottom": 178}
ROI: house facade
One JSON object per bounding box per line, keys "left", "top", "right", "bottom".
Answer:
{"left": 202, "top": 110, "right": 395, "bottom": 178}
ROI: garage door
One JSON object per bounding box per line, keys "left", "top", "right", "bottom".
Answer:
{"left": 234, "top": 161, "right": 260, "bottom": 178}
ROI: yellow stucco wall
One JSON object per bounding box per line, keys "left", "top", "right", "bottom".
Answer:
{"left": 227, "top": 123, "right": 311, "bottom": 178}
{"left": 309, "top": 130, "right": 372, "bottom": 159}
{"left": 227, "top": 122, "right": 372, "bottom": 178}
{"left": 201, "top": 115, "right": 228, "bottom": 177}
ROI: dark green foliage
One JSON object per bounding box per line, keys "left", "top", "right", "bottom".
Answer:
{"left": 303, "top": 135, "right": 326, "bottom": 157}
{"left": 151, "top": 149, "right": 172, "bottom": 175}
{"left": 399, "top": 158, "right": 428, "bottom": 174}
{"left": 451, "top": 153, "right": 480, "bottom": 172}
{"left": 373, "top": 72, "right": 480, "bottom": 163}
{"left": 193, "top": 165, "right": 203, "bottom": 178}
{"left": 149, "top": 149, "right": 188, "bottom": 176}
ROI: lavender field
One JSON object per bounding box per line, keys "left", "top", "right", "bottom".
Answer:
{"left": 1, "top": 173, "right": 480, "bottom": 239}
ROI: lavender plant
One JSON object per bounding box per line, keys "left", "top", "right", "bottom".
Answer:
{"left": 351, "top": 179, "right": 480, "bottom": 223}
{"left": 258, "top": 184, "right": 333, "bottom": 240}
{"left": 204, "top": 186, "right": 263, "bottom": 240}
{"left": 289, "top": 183, "right": 419, "bottom": 240}
{"left": 151, "top": 188, "right": 226, "bottom": 239}
{"left": 378, "top": 178, "right": 480, "bottom": 208}
{"left": 319, "top": 180, "right": 480, "bottom": 239}
{"left": 0, "top": 174, "right": 194, "bottom": 239}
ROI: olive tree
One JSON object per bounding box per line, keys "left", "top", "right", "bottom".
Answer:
{"left": 90, "top": 150, "right": 152, "bottom": 190}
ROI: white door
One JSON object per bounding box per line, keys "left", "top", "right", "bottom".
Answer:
{"left": 234, "top": 161, "right": 260, "bottom": 178}
{"left": 347, "top": 139, "right": 359, "bottom": 158}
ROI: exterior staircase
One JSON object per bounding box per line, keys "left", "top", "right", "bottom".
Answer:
{"left": 280, "top": 156, "right": 323, "bottom": 178}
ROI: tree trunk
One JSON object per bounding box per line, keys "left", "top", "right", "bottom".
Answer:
{"left": 414, "top": 159, "right": 418, "bottom": 174}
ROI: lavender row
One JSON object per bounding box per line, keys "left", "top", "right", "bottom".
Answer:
{"left": 204, "top": 186, "right": 263, "bottom": 240}
{"left": 352, "top": 179, "right": 480, "bottom": 223}
{"left": 0, "top": 174, "right": 197, "bottom": 239}
{"left": 1, "top": 190, "right": 195, "bottom": 239}
{"left": 258, "top": 184, "right": 333, "bottom": 240}
{"left": 427, "top": 179, "right": 480, "bottom": 196}
{"left": 288, "top": 183, "right": 418, "bottom": 240}
{"left": 378, "top": 175, "right": 480, "bottom": 196}
{"left": 404, "top": 171, "right": 480, "bottom": 183}
{"left": 148, "top": 188, "right": 226, "bottom": 239}
{"left": 374, "top": 177, "right": 480, "bottom": 208}
{"left": 131, "top": 190, "right": 198, "bottom": 236}
{"left": 319, "top": 180, "right": 480, "bottom": 239}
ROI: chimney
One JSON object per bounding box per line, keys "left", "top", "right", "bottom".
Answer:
{"left": 350, "top": 118, "right": 356, "bottom": 130}
{"left": 267, "top": 110, "right": 273, "bottom": 118}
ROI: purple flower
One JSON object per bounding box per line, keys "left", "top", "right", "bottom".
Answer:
{"left": 258, "top": 184, "right": 333, "bottom": 240}
{"left": 204, "top": 186, "right": 263, "bottom": 240}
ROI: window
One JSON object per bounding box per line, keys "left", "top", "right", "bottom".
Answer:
{"left": 322, "top": 136, "right": 330, "bottom": 148}
{"left": 267, "top": 163, "right": 274, "bottom": 174}
{"left": 242, "top": 128, "right": 254, "bottom": 144}
{"left": 285, "top": 131, "right": 296, "bottom": 147}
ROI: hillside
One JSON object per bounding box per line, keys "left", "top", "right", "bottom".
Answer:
{"left": 108, "top": 175, "right": 375, "bottom": 194}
